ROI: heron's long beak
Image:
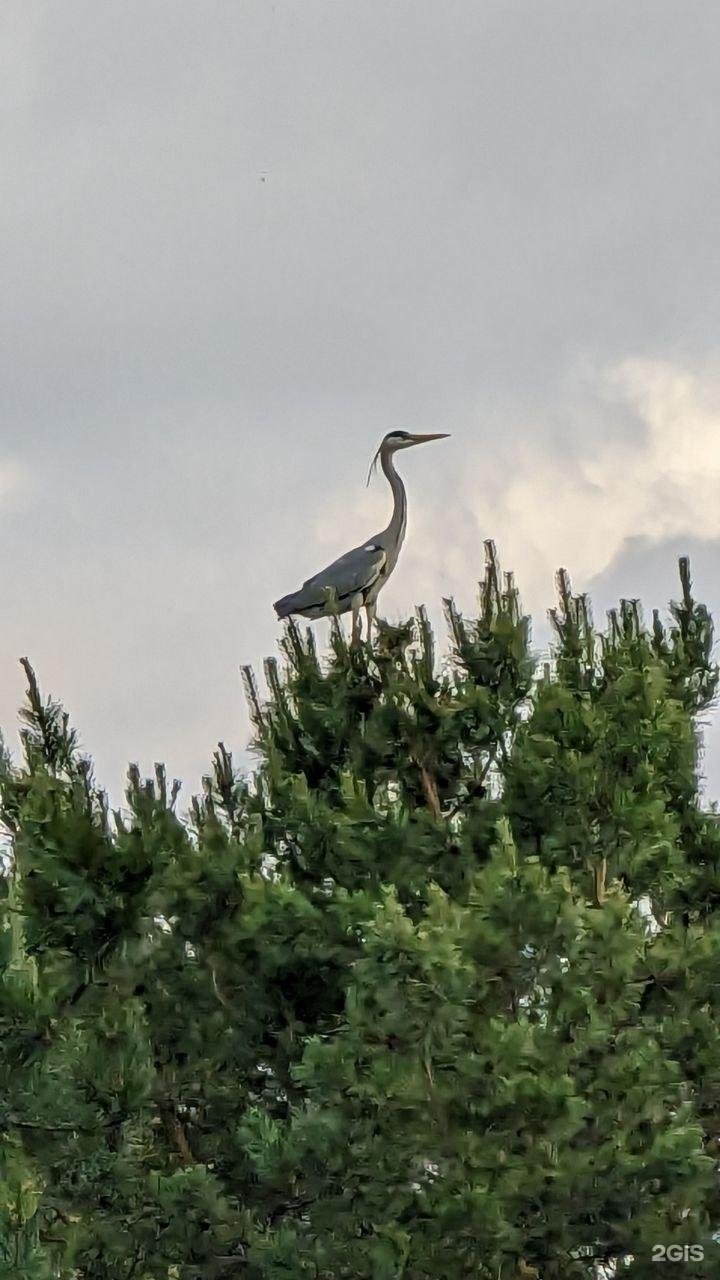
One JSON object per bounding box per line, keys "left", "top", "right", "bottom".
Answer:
{"left": 408, "top": 432, "right": 450, "bottom": 444}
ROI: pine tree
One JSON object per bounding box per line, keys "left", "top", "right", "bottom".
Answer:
{"left": 1, "top": 547, "right": 719, "bottom": 1278}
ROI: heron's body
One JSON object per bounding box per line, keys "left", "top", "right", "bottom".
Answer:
{"left": 274, "top": 430, "right": 447, "bottom": 642}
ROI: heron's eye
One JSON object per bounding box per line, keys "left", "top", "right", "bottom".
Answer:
{"left": 386, "top": 430, "right": 410, "bottom": 441}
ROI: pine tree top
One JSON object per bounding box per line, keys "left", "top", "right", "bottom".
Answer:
{"left": 2, "top": 551, "right": 719, "bottom": 1278}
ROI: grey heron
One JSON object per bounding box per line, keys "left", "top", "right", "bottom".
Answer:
{"left": 274, "top": 430, "right": 449, "bottom": 644}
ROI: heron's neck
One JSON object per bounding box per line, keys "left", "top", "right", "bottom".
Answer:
{"left": 381, "top": 450, "right": 407, "bottom": 552}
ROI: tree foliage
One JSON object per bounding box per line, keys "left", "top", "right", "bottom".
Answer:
{"left": 1, "top": 546, "right": 719, "bottom": 1278}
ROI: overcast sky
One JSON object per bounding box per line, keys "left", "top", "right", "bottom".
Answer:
{"left": 2, "top": 1, "right": 720, "bottom": 800}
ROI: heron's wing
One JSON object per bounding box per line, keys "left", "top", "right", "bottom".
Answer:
{"left": 298, "top": 542, "right": 386, "bottom": 610}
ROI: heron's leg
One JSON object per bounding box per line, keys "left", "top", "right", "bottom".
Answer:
{"left": 365, "top": 600, "right": 377, "bottom": 639}
{"left": 351, "top": 602, "right": 362, "bottom": 648}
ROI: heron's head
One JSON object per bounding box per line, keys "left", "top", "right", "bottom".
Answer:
{"left": 367, "top": 430, "right": 449, "bottom": 483}
{"left": 383, "top": 429, "right": 449, "bottom": 451}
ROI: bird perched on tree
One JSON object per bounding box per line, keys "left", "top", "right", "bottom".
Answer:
{"left": 274, "top": 430, "right": 449, "bottom": 644}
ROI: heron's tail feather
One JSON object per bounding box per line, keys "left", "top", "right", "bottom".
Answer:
{"left": 274, "top": 591, "right": 302, "bottom": 619}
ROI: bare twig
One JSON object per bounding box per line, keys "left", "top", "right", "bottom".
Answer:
{"left": 593, "top": 857, "right": 607, "bottom": 907}
{"left": 417, "top": 761, "right": 441, "bottom": 818}
{"left": 157, "top": 1098, "right": 194, "bottom": 1166}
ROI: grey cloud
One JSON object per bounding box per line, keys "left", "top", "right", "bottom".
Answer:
{"left": 2, "top": 2, "right": 720, "bottom": 796}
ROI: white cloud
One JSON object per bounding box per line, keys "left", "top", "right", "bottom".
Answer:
{"left": 469, "top": 356, "right": 720, "bottom": 610}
